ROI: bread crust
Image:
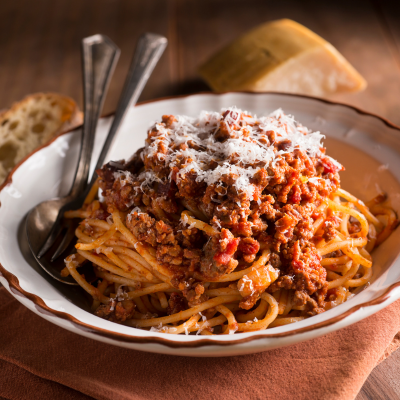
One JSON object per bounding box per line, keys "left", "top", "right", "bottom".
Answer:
{"left": 0, "top": 92, "right": 82, "bottom": 134}
{"left": 0, "top": 93, "right": 83, "bottom": 184}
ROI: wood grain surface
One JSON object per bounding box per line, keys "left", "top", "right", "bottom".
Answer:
{"left": 1, "top": 0, "right": 400, "bottom": 124}
{"left": 1, "top": 1, "right": 400, "bottom": 398}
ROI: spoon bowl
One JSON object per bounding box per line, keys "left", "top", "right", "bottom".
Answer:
{"left": 26, "top": 195, "right": 86, "bottom": 284}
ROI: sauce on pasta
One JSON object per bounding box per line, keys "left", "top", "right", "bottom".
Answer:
{"left": 63, "top": 108, "right": 397, "bottom": 335}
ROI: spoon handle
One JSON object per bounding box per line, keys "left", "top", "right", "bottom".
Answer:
{"left": 69, "top": 34, "right": 120, "bottom": 198}
{"left": 87, "top": 33, "right": 168, "bottom": 188}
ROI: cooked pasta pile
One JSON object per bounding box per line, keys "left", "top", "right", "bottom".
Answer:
{"left": 63, "top": 108, "right": 397, "bottom": 335}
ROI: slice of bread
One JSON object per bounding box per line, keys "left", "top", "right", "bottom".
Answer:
{"left": 0, "top": 93, "right": 83, "bottom": 184}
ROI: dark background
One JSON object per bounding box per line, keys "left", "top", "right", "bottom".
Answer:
{"left": 1, "top": 1, "right": 400, "bottom": 399}
{"left": 1, "top": 0, "right": 400, "bottom": 125}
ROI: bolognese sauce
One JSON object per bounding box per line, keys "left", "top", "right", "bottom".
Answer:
{"left": 63, "top": 108, "right": 397, "bottom": 334}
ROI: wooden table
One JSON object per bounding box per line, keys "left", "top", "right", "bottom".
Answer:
{"left": 1, "top": 1, "right": 400, "bottom": 398}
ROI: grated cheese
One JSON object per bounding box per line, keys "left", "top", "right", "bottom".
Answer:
{"left": 199, "top": 311, "right": 207, "bottom": 322}
{"left": 113, "top": 170, "right": 134, "bottom": 187}
{"left": 239, "top": 274, "right": 255, "bottom": 295}
{"left": 150, "top": 323, "right": 163, "bottom": 332}
{"left": 116, "top": 285, "right": 128, "bottom": 301}
{"left": 141, "top": 107, "right": 326, "bottom": 201}
{"left": 127, "top": 207, "right": 144, "bottom": 223}
{"left": 180, "top": 213, "right": 189, "bottom": 225}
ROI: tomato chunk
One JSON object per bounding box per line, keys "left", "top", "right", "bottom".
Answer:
{"left": 238, "top": 238, "right": 260, "bottom": 255}
{"left": 321, "top": 157, "right": 343, "bottom": 174}
{"left": 214, "top": 238, "right": 240, "bottom": 265}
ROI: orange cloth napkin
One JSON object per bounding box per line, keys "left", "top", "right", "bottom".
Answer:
{"left": 1, "top": 286, "right": 400, "bottom": 400}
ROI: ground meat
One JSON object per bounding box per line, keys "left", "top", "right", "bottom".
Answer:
{"left": 293, "top": 289, "right": 309, "bottom": 307}
{"left": 156, "top": 243, "right": 183, "bottom": 265}
{"left": 176, "top": 170, "right": 207, "bottom": 198}
{"left": 123, "top": 147, "right": 145, "bottom": 174}
{"left": 238, "top": 237, "right": 260, "bottom": 263}
{"left": 269, "top": 241, "right": 327, "bottom": 303}
{"left": 177, "top": 227, "right": 204, "bottom": 249}
{"left": 100, "top": 173, "right": 138, "bottom": 212}
{"left": 97, "top": 149, "right": 144, "bottom": 195}
{"left": 182, "top": 281, "right": 208, "bottom": 307}
{"left": 287, "top": 241, "right": 326, "bottom": 294}
{"left": 306, "top": 307, "right": 326, "bottom": 317}
{"left": 200, "top": 229, "right": 239, "bottom": 281}
{"left": 167, "top": 293, "right": 186, "bottom": 315}
{"left": 152, "top": 194, "right": 179, "bottom": 215}
{"left": 275, "top": 213, "right": 299, "bottom": 245}
{"left": 214, "top": 109, "right": 241, "bottom": 141}
{"left": 348, "top": 218, "right": 361, "bottom": 234}
{"left": 268, "top": 275, "right": 294, "bottom": 293}
{"left": 269, "top": 252, "right": 282, "bottom": 269}
{"left": 95, "top": 299, "right": 135, "bottom": 322}
{"left": 162, "top": 115, "right": 178, "bottom": 127}
{"left": 97, "top": 160, "right": 124, "bottom": 191}
{"left": 126, "top": 212, "right": 175, "bottom": 247}
{"left": 182, "top": 248, "right": 202, "bottom": 272}
{"left": 95, "top": 108, "right": 341, "bottom": 318}
{"left": 156, "top": 180, "right": 177, "bottom": 201}
{"left": 322, "top": 215, "right": 341, "bottom": 241}
{"left": 85, "top": 200, "right": 110, "bottom": 220}
{"left": 239, "top": 293, "right": 260, "bottom": 311}
{"left": 127, "top": 212, "right": 187, "bottom": 266}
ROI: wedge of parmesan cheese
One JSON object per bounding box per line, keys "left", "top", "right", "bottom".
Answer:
{"left": 199, "top": 19, "right": 366, "bottom": 96}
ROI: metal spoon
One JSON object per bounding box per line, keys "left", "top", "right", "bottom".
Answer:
{"left": 25, "top": 33, "right": 167, "bottom": 284}
{"left": 25, "top": 34, "right": 120, "bottom": 284}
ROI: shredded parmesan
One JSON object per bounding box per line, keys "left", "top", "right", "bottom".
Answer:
{"left": 180, "top": 213, "right": 189, "bottom": 225}
{"left": 239, "top": 275, "right": 255, "bottom": 294}
{"left": 199, "top": 312, "right": 207, "bottom": 322}
{"left": 127, "top": 207, "right": 144, "bottom": 222}
{"left": 141, "top": 107, "right": 326, "bottom": 201}
{"left": 113, "top": 170, "right": 134, "bottom": 187}
{"left": 150, "top": 323, "right": 163, "bottom": 332}
{"left": 116, "top": 285, "right": 128, "bottom": 301}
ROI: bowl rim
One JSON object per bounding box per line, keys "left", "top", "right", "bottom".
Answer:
{"left": 1, "top": 90, "right": 400, "bottom": 348}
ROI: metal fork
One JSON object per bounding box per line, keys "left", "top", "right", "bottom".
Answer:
{"left": 25, "top": 34, "right": 120, "bottom": 283}
{"left": 26, "top": 33, "right": 167, "bottom": 284}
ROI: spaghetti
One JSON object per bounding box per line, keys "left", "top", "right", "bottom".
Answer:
{"left": 63, "top": 107, "right": 397, "bottom": 335}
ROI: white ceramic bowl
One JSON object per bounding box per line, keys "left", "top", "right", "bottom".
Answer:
{"left": 1, "top": 92, "right": 400, "bottom": 357}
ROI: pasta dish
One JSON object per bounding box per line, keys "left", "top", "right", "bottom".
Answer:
{"left": 63, "top": 107, "right": 397, "bottom": 335}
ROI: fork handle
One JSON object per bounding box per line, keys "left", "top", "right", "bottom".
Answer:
{"left": 69, "top": 34, "right": 120, "bottom": 198}
{"left": 87, "top": 32, "right": 168, "bottom": 189}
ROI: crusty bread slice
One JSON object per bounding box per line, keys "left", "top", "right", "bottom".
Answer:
{"left": 0, "top": 93, "right": 83, "bottom": 184}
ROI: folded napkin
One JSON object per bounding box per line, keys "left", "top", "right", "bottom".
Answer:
{"left": 1, "top": 286, "right": 399, "bottom": 400}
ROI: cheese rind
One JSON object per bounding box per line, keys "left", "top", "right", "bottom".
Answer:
{"left": 199, "top": 19, "right": 367, "bottom": 96}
